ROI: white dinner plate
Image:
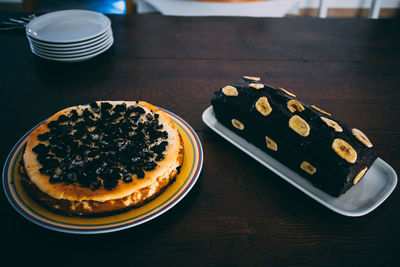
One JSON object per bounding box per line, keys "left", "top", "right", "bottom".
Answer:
{"left": 30, "top": 34, "right": 112, "bottom": 55}
{"left": 202, "top": 106, "right": 397, "bottom": 217}
{"left": 26, "top": 10, "right": 111, "bottom": 43}
{"left": 31, "top": 36, "right": 113, "bottom": 60}
{"left": 31, "top": 37, "right": 114, "bottom": 62}
{"left": 31, "top": 36, "right": 113, "bottom": 58}
{"left": 27, "top": 28, "right": 112, "bottom": 49}
{"left": 29, "top": 30, "right": 112, "bottom": 52}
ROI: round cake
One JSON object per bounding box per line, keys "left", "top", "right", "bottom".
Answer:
{"left": 19, "top": 101, "right": 184, "bottom": 216}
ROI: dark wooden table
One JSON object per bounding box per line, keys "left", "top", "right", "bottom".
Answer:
{"left": 1, "top": 13, "right": 400, "bottom": 266}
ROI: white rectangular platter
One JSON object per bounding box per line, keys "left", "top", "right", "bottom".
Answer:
{"left": 202, "top": 106, "right": 397, "bottom": 217}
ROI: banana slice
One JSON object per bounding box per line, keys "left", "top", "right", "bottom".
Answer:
{"left": 222, "top": 85, "right": 238, "bottom": 96}
{"left": 265, "top": 136, "right": 278, "bottom": 151}
{"left": 332, "top": 138, "right": 357, "bottom": 163}
{"left": 287, "top": 100, "right": 305, "bottom": 113}
{"left": 289, "top": 115, "right": 310, "bottom": 137}
{"left": 255, "top": 96, "right": 272, "bottom": 116}
{"left": 249, "top": 83, "right": 264, "bottom": 90}
{"left": 311, "top": 105, "right": 331, "bottom": 116}
{"left": 321, "top": 117, "right": 343, "bottom": 132}
{"left": 243, "top": 75, "right": 260, "bottom": 81}
{"left": 353, "top": 167, "right": 368, "bottom": 184}
{"left": 278, "top": 87, "right": 296, "bottom": 97}
{"left": 231, "top": 119, "right": 244, "bottom": 130}
{"left": 352, "top": 128, "right": 373, "bottom": 148}
{"left": 300, "top": 161, "right": 317, "bottom": 175}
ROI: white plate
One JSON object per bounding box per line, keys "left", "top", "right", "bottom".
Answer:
{"left": 29, "top": 35, "right": 111, "bottom": 55}
{"left": 26, "top": 10, "right": 111, "bottom": 43}
{"left": 29, "top": 30, "right": 112, "bottom": 52}
{"left": 202, "top": 106, "right": 397, "bottom": 217}
{"left": 31, "top": 36, "right": 113, "bottom": 57}
{"left": 30, "top": 34, "right": 112, "bottom": 56}
{"left": 31, "top": 36, "right": 113, "bottom": 60}
{"left": 27, "top": 28, "right": 112, "bottom": 49}
{"left": 31, "top": 37, "right": 113, "bottom": 62}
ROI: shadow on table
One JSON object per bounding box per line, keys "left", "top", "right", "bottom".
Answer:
{"left": 31, "top": 48, "right": 117, "bottom": 90}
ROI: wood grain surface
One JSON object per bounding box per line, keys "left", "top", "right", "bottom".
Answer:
{"left": 1, "top": 13, "right": 399, "bottom": 266}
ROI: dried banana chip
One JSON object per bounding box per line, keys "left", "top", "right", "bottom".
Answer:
{"left": 353, "top": 167, "right": 368, "bottom": 184}
{"left": 243, "top": 75, "right": 260, "bottom": 81}
{"left": 311, "top": 105, "right": 331, "bottom": 116}
{"left": 265, "top": 136, "right": 278, "bottom": 151}
{"left": 289, "top": 115, "right": 310, "bottom": 137}
{"left": 222, "top": 85, "right": 238, "bottom": 96}
{"left": 231, "top": 119, "right": 244, "bottom": 130}
{"left": 352, "top": 128, "right": 373, "bottom": 148}
{"left": 287, "top": 100, "right": 305, "bottom": 113}
{"left": 249, "top": 83, "right": 264, "bottom": 90}
{"left": 255, "top": 96, "right": 272, "bottom": 116}
{"left": 300, "top": 161, "right": 317, "bottom": 175}
{"left": 279, "top": 87, "right": 296, "bottom": 97}
{"left": 321, "top": 117, "right": 343, "bottom": 132}
{"left": 332, "top": 138, "right": 357, "bottom": 163}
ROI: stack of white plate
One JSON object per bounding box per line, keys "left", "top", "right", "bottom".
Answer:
{"left": 26, "top": 10, "right": 113, "bottom": 62}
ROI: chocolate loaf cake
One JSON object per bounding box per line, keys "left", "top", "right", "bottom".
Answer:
{"left": 211, "top": 76, "right": 377, "bottom": 196}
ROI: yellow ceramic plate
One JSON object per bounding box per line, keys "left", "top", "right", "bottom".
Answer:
{"left": 2, "top": 107, "right": 203, "bottom": 234}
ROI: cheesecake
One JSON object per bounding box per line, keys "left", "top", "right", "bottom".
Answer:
{"left": 20, "top": 101, "right": 184, "bottom": 216}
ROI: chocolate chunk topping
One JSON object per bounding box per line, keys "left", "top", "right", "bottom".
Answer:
{"left": 114, "top": 104, "right": 127, "bottom": 113}
{"left": 69, "top": 110, "right": 79, "bottom": 121}
{"left": 122, "top": 172, "right": 133, "bottom": 183}
{"left": 136, "top": 169, "right": 145, "bottom": 179}
{"left": 57, "top": 115, "right": 69, "bottom": 123}
{"left": 82, "top": 108, "right": 93, "bottom": 118}
{"left": 33, "top": 143, "right": 49, "bottom": 154}
{"left": 176, "top": 166, "right": 181, "bottom": 174}
{"left": 151, "top": 141, "right": 168, "bottom": 154}
{"left": 47, "top": 120, "right": 58, "bottom": 129}
{"left": 37, "top": 132, "right": 50, "bottom": 141}
{"left": 51, "top": 144, "right": 67, "bottom": 158}
{"left": 49, "top": 173, "right": 60, "bottom": 184}
{"left": 33, "top": 102, "right": 169, "bottom": 190}
{"left": 155, "top": 154, "right": 165, "bottom": 162}
{"left": 127, "top": 106, "right": 145, "bottom": 115}
{"left": 101, "top": 102, "right": 112, "bottom": 111}
{"left": 89, "top": 102, "right": 100, "bottom": 113}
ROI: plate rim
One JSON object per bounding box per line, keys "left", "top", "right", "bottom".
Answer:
{"left": 27, "top": 28, "right": 112, "bottom": 48}
{"left": 30, "top": 37, "right": 114, "bottom": 62}
{"left": 26, "top": 10, "right": 111, "bottom": 44}
{"left": 2, "top": 107, "right": 203, "bottom": 234}
{"left": 30, "top": 36, "right": 114, "bottom": 58}
{"left": 202, "top": 106, "right": 397, "bottom": 217}
{"left": 28, "top": 30, "right": 112, "bottom": 52}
